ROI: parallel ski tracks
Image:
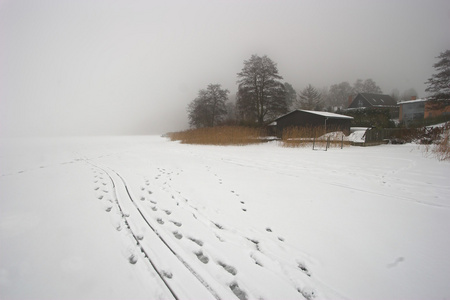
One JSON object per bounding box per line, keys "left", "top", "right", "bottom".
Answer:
{"left": 87, "top": 160, "right": 222, "bottom": 300}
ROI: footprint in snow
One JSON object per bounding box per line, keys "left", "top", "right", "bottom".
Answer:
{"left": 230, "top": 282, "right": 247, "bottom": 300}
{"left": 157, "top": 218, "right": 164, "bottom": 225}
{"left": 218, "top": 261, "right": 237, "bottom": 275}
{"left": 194, "top": 251, "right": 209, "bottom": 264}
{"left": 128, "top": 254, "right": 138, "bottom": 265}
{"left": 162, "top": 270, "right": 173, "bottom": 279}
{"left": 173, "top": 231, "right": 183, "bottom": 239}
{"left": 188, "top": 237, "right": 203, "bottom": 246}
{"left": 298, "top": 262, "right": 312, "bottom": 277}
{"left": 170, "top": 220, "right": 182, "bottom": 227}
{"left": 212, "top": 222, "right": 224, "bottom": 229}
{"left": 151, "top": 206, "right": 157, "bottom": 211}
{"left": 298, "top": 287, "right": 316, "bottom": 300}
{"left": 164, "top": 210, "right": 172, "bottom": 215}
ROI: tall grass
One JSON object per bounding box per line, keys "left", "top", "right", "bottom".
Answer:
{"left": 168, "top": 126, "right": 266, "bottom": 145}
{"left": 281, "top": 126, "right": 348, "bottom": 148}
{"left": 431, "top": 122, "right": 450, "bottom": 161}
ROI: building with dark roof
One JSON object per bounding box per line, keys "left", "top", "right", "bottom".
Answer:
{"left": 268, "top": 110, "right": 353, "bottom": 137}
{"left": 348, "top": 93, "right": 399, "bottom": 118}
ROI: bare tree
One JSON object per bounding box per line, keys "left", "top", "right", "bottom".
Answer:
{"left": 328, "top": 81, "right": 353, "bottom": 109}
{"left": 352, "top": 78, "right": 382, "bottom": 95}
{"left": 187, "top": 84, "right": 229, "bottom": 128}
{"left": 236, "top": 55, "right": 287, "bottom": 125}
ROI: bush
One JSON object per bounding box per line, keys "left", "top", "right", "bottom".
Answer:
{"left": 430, "top": 122, "right": 450, "bottom": 161}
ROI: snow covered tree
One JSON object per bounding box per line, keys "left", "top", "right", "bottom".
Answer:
{"left": 187, "top": 84, "right": 229, "bottom": 128}
{"left": 236, "top": 55, "right": 288, "bottom": 125}
{"left": 425, "top": 49, "right": 450, "bottom": 100}
{"left": 295, "top": 84, "right": 322, "bottom": 110}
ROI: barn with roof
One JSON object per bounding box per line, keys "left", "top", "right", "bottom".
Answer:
{"left": 268, "top": 110, "right": 353, "bottom": 137}
{"left": 348, "top": 93, "right": 399, "bottom": 118}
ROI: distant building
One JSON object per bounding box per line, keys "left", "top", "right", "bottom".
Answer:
{"left": 348, "top": 93, "right": 399, "bottom": 118}
{"left": 268, "top": 110, "right": 353, "bottom": 137}
{"left": 398, "top": 98, "right": 426, "bottom": 123}
{"left": 399, "top": 98, "right": 450, "bottom": 124}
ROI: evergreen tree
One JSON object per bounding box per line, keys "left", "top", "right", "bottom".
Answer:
{"left": 425, "top": 50, "right": 450, "bottom": 100}
{"left": 296, "top": 84, "right": 322, "bottom": 110}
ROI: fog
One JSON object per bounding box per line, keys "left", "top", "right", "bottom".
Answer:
{"left": 1, "top": 0, "right": 449, "bottom": 137}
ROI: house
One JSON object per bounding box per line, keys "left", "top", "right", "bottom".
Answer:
{"left": 399, "top": 98, "right": 450, "bottom": 124}
{"left": 398, "top": 98, "right": 426, "bottom": 123}
{"left": 348, "top": 93, "right": 399, "bottom": 118}
{"left": 268, "top": 109, "right": 353, "bottom": 137}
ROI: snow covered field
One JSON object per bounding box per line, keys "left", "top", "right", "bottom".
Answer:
{"left": 1, "top": 136, "right": 449, "bottom": 300}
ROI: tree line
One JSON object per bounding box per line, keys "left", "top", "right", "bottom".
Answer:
{"left": 188, "top": 51, "right": 448, "bottom": 129}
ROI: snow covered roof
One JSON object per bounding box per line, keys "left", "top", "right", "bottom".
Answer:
{"left": 300, "top": 110, "right": 354, "bottom": 119}
{"left": 397, "top": 98, "right": 427, "bottom": 105}
{"left": 273, "top": 109, "right": 353, "bottom": 121}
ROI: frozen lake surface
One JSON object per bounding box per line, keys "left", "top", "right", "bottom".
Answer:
{"left": 1, "top": 136, "right": 449, "bottom": 299}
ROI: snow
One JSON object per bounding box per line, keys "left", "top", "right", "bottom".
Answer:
{"left": 299, "top": 110, "right": 354, "bottom": 119}
{"left": 1, "top": 136, "right": 449, "bottom": 300}
{"left": 398, "top": 98, "right": 427, "bottom": 105}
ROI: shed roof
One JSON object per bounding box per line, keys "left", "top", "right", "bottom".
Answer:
{"left": 273, "top": 109, "right": 353, "bottom": 121}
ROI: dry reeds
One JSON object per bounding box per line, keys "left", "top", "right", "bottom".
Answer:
{"left": 281, "top": 126, "right": 348, "bottom": 148}
{"left": 432, "top": 122, "right": 450, "bottom": 161}
{"left": 168, "top": 126, "right": 266, "bottom": 145}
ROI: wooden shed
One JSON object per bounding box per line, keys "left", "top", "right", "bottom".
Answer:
{"left": 269, "top": 109, "right": 353, "bottom": 137}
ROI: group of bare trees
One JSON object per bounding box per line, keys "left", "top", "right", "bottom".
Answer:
{"left": 188, "top": 50, "right": 449, "bottom": 129}
{"left": 188, "top": 54, "right": 290, "bottom": 128}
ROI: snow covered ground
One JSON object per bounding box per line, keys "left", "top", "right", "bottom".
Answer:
{"left": 1, "top": 136, "right": 449, "bottom": 300}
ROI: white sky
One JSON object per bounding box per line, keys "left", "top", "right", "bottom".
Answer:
{"left": 1, "top": 0, "right": 449, "bottom": 137}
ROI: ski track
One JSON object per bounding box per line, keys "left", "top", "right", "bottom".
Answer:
{"left": 85, "top": 157, "right": 325, "bottom": 300}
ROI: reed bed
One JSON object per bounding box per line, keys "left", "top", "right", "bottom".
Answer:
{"left": 281, "top": 126, "right": 349, "bottom": 148}
{"left": 430, "top": 122, "right": 450, "bottom": 161}
{"left": 168, "top": 126, "right": 266, "bottom": 145}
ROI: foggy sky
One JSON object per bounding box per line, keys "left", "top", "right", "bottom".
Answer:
{"left": 1, "top": 0, "right": 449, "bottom": 137}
